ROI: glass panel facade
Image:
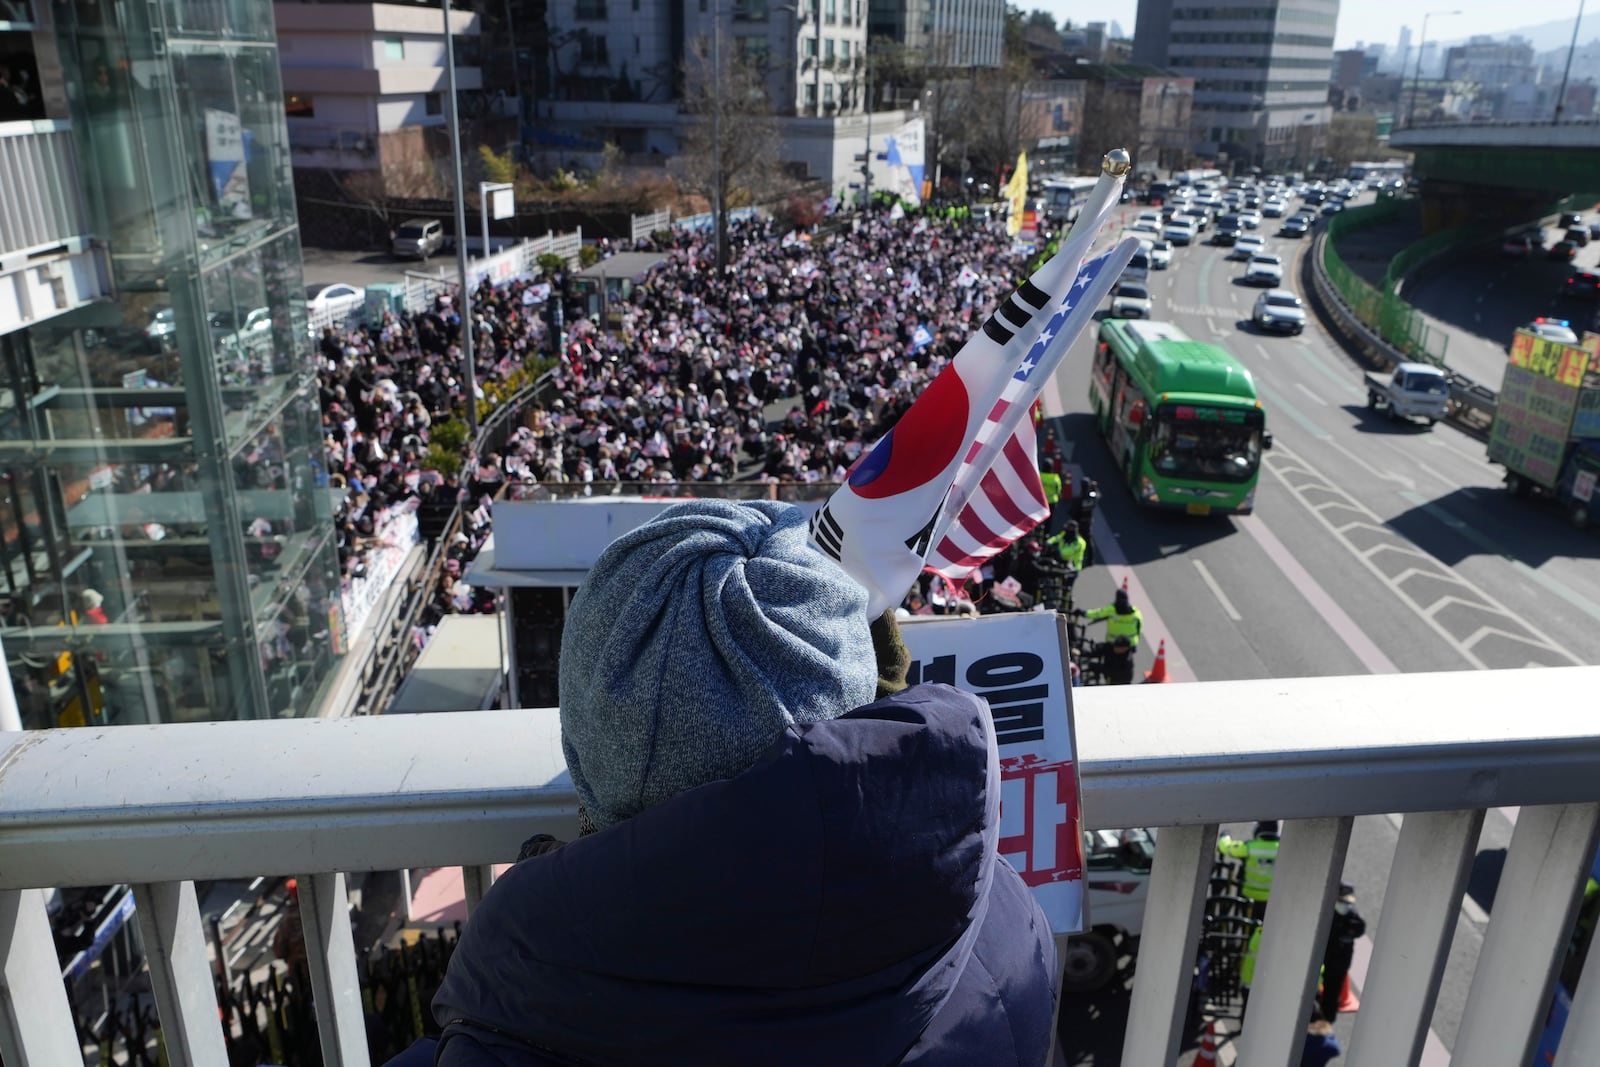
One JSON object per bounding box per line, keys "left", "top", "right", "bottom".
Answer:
{"left": 2, "top": 0, "right": 344, "bottom": 726}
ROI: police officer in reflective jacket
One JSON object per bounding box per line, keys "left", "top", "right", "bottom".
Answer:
{"left": 1218, "top": 820, "right": 1281, "bottom": 920}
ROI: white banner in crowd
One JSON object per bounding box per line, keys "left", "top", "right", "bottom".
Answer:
{"left": 900, "top": 612, "right": 1085, "bottom": 935}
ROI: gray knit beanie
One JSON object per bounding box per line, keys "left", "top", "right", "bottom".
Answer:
{"left": 559, "top": 499, "right": 877, "bottom": 830}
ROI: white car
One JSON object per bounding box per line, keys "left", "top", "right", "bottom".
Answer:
{"left": 1109, "top": 281, "right": 1153, "bottom": 319}
{"left": 1128, "top": 221, "right": 1162, "bottom": 238}
{"left": 1261, "top": 199, "right": 1287, "bottom": 218}
{"left": 1136, "top": 211, "right": 1164, "bottom": 227}
{"left": 1229, "top": 235, "right": 1266, "bottom": 262}
{"left": 210, "top": 306, "right": 273, "bottom": 352}
{"left": 306, "top": 282, "right": 366, "bottom": 319}
{"left": 1238, "top": 209, "right": 1263, "bottom": 230}
{"left": 1149, "top": 239, "right": 1172, "bottom": 270}
{"left": 1252, "top": 289, "right": 1306, "bottom": 334}
{"left": 1244, "top": 254, "right": 1284, "bottom": 287}
{"left": 1164, "top": 220, "right": 1198, "bottom": 246}
{"left": 1176, "top": 206, "right": 1210, "bottom": 231}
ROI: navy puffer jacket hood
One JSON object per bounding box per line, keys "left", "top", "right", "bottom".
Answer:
{"left": 426, "top": 684, "right": 1057, "bottom": 1066}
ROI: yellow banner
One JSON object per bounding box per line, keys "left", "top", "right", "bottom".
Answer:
{"left": 1509, "top": 329, "right": 1591, "bottom": 388}
{"left": 1005, "top": 151, "right": 1029, "bottom": 237}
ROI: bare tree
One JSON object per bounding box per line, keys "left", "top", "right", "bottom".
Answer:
{"left": 679, "top": 32, "right": 781, "bottom": 268}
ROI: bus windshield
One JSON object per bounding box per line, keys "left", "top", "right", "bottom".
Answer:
{"left": 1149, "top": 409, "right": 1262, "bottom": 483}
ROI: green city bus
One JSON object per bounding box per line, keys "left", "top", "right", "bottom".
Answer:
{"left": 1088, "top": 319, "right": 1271, "bottom": 515}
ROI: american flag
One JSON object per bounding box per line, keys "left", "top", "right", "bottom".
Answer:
{"left": 925, "top": 247, "right": 1125, "bottom": 581}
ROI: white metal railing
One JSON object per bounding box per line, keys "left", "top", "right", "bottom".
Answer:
{"left": 396, "top": 229, "right": 584, "bottom": 316}
{"left": 5, "top": 667, "right": 1600, "bottom": 1066}
{"left": 0, "top": 122, "right": 91, "bottom": 263}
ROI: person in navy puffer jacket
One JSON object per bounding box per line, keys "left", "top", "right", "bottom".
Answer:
{"left": 390, "top": 499, "right": 1058, "bottom": 1066}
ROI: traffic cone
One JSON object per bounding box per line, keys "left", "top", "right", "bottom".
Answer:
{"left": 1192, "top": 1021, "right": 1219, "bottom": 1065}
{"left": 1121, "top": 575, "right": 1130, "bottom": 593}
{"left": 1338, "top": 973, "right": 1361, "bottom": 1014}
{"left": 1145, "top": 639, "right": 1169, "bottom": 683}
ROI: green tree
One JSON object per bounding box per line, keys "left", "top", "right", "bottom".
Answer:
{"left": 478, "top": 144, "right": 517, "bottom": 184}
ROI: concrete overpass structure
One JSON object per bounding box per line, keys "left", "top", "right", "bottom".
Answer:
{"left": 1389, "top": 121, "right": 1600, "bottom": 231}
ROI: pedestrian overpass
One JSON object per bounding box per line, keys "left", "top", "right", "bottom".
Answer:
{"left": 1389, "top": 122, "right": 1600, "bottom": 230}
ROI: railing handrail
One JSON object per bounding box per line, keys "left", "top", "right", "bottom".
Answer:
{"left": 6, "top": 665, "right": 1600, "bottom": 891}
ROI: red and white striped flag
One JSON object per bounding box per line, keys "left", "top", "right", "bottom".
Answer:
{"left": 923, "top": 397, "right": 1051, "bottom": 580}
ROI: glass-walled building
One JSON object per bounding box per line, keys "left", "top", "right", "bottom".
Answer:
{"left": 1, "top": 0, "right": 345, "bottom": 726}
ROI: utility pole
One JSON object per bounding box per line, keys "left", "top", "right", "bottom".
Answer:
{"left": 442, "top": 0, "right": 479, "bottom": 444}
{"left": 711, "top": 4, "right": 727, "bottom": 270}
{"left": 1554, "top": 0, "right": 1588, "bottom": 123}
{"left": 861, "top": 55, "right": 873, "bottom": 205}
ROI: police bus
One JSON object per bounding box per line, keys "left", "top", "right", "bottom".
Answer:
{"left": 1089, "top": 319, "right": 1271, "bottom": 515}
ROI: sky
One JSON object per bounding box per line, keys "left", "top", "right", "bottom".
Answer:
{"left": 1047, "top": 0, "right": 1593, "bottom": 51}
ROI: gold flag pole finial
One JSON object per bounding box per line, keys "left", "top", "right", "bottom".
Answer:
{"left": 1102, "top": 149, "right": 1132, "bottom": 177}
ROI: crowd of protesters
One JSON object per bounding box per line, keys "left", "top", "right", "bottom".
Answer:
{"left": 316, "top": 200, "right": 1035, "bottom": 644}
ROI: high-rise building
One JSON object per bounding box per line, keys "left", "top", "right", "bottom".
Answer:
{"left": 867, "top": 0, "right": 1005, "bottom": 68}
{"left": 1, "top": 0, "right": 346, "bottom": 728}
{"left": 1132, "top": 0, "right": 1337, "bottom": 172}
{"left": 1394, "top": 25, "right": 1412, "bottom": 75}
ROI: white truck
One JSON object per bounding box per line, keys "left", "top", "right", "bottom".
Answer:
{"left": 1363, "top": 362, "right": 1450, "bottom": 426}
{"left": 1059, "top": 827, "right": 1155, "bottom": 992}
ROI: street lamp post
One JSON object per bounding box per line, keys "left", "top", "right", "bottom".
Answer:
{"left": 442, "top": 0, "right": 479, "bottom": 443}
{"left": 1554, "top": 0, "right": 1589, "bottom": 123}
{"left": 710, "top": 3, "right": 727, "bottom": 271}
{"left": 1406, "top": 10, "right": 1460, "bottom": 130}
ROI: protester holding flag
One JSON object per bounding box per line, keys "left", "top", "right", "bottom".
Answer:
{"left": 415, "top": 499, "right": 1059, "bottom": 1067}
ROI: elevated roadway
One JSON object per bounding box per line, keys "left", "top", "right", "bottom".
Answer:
{"left": 1389, "top": 121, "right": 1600, "bottom": 231}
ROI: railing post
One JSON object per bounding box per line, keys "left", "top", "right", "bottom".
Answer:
{"left": 298, "top": 872, "right": 371, "bottom": 1066}
{"left": 1236, "top": 816, "right": 1352, "bottom": 1067}
{"left": 133, "top": 880, "right": 231, "bottom": 1066}
{"left": 1120, "top": 823, "right": 1216, "bottom": 1067}
{"left": 0, "top": 888, "right": 82, "bottom": 1067}
{"left": 1346, "top": 807, "right": 1484, "bottom": 1067}
{"left": 1454, "top": 802, "right": 1600, "bottom": 1067}
{"left": 461, "top": 865, "right": 498, "bottom": 916}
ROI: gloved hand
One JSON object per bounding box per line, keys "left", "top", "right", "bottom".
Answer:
{"left": 870, "top": 610, "right": 910, "bottom": 699}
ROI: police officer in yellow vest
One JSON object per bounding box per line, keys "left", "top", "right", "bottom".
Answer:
{"left": 1218, "top": 820, "right": 1281, "bottom": 920}
{"left": 1086, "top": 586, "right": 1141, "bottom": 649}
{"left": 1046, "top": 519, "right": 1087, "bottom": 572}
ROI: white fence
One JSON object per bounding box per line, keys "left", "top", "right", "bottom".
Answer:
{"left": 5, "top": 667, "right": 1600, "bottom": 1066}
{"left": 630, "top": 209, "right": 671, "bottom": 243}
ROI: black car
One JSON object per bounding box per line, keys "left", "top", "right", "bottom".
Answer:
{"left": 1549, "top": 240, "right": 1578, "bottom": 262}
{"left": 1280, "top": 217, "right": 1311, "bottom": 238}
{"left": 1565, "top": 270, "right": 1600, "bottom": 299}
{"left": 1566, "top": 227, "right": 1591, "bottom": 248}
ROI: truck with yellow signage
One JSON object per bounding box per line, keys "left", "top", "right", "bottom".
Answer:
{"left": 1488, "top": 328, "right": 1600, "bottom": 529}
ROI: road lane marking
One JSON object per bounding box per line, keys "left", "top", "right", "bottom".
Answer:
{"left": 1294, "top": 382, "right": 1327, "bottom": 406}
{"left": 1237, "top": 514, "right": 1399, "bottom": 673}
{"left": 1091, "top": 509, "right": 1197, "bottom": 682}
{"left": 1397, "top": 489, "right": 1600, "bottom": 631}
{"left": 1291, "top": 342, "right": 1366, "bottom": 400}
{"left": 1252, "top": 380, "right": 1331, "bottom": 440}
{"left": 1266, "top": 447, "right": 1583, "bottom": 668}
{"left": 1324, "top": 437, "right": 1415, "bottom": 489}
{"left": 1207, "top": 317, "right": 1221, "bottom": 335}
{"left": 1192, "top": 559, "right": 1242, "bottom": 620}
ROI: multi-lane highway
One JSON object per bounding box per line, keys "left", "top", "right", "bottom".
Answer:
{"left": 1041, "top": 200, "right": 1600, "bottom": 1062}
